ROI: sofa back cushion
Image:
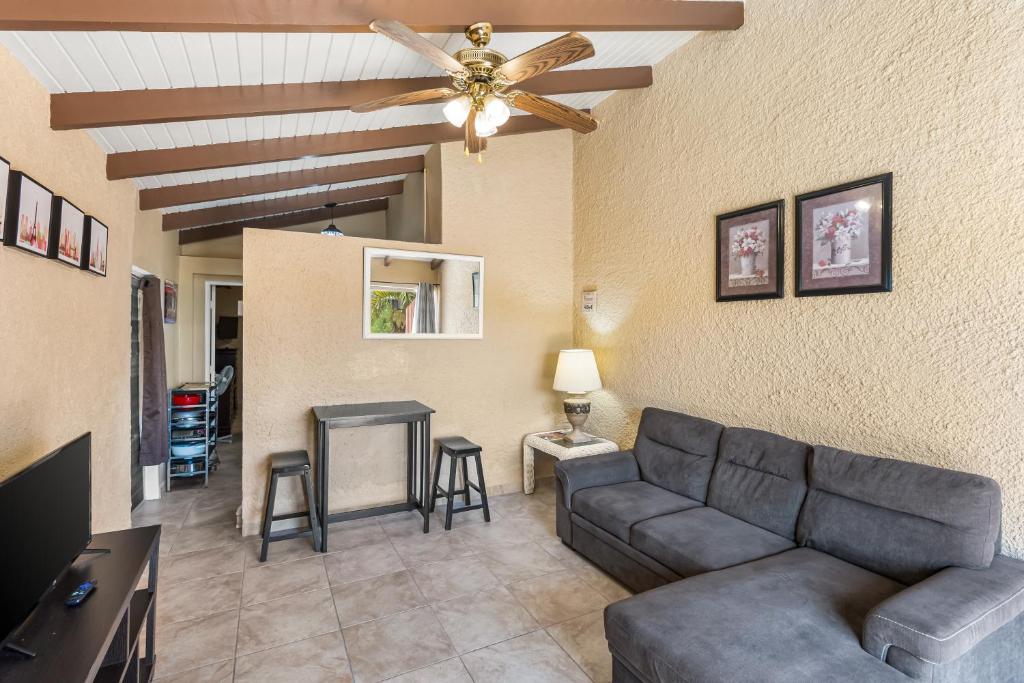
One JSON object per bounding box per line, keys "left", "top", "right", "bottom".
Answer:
{"left": 797, "top": 446, "right": 1001, "bottom": 584}
{"left": 706, "top": 427, "right": 810, "bottom": 539}
{"left": 633, "top": 408, "right": 724, "bottom": 502}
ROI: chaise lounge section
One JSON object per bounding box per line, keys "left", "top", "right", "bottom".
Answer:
{"left": 555, "top": 408, "right": 1024, "bottom": 682}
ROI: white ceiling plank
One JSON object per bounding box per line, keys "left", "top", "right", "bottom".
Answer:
{"left": 208, "top": 33, "right": 241, "bottom": 86}
{"left": 150, "top": 33, "right": 195, "bottom": 88}
{"left": 261, "top": 33, "right": 287, "bottom": 85}
{"left": 181, "top": 33, "right": 219, "bottom": 87}
{"left": 283, "top": 33, "right": 311, "bottom": 83}
{"left": 236, "top": 33, "right": 262, "bottom": 86}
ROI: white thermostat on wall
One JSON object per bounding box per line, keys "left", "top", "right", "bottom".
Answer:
{"left": 581, "top": 290, "right": 598, "bottom": 314}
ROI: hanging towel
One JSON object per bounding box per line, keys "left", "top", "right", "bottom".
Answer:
{"left": 140, "top": 276, "right": 169, "bottom": 466}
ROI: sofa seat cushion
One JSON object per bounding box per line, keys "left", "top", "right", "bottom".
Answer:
{"left": 605, "top": 548, "right": 907, "bottom": 683}
{"left": 631, "top": 507, "right": 796, "bottom": 577}
{"left": 572, "top": 481, "right": 701, "bottom": 542}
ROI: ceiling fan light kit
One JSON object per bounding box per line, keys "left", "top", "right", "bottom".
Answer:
{"left": 353, "top": 19, "right": 600, "bottom": 162}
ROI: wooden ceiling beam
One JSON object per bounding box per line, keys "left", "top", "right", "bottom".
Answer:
{"left": 108, "top": 115, "right": 562, "bottom": 179}
{"left": 0, "top": 1, "right": 743, "bottom": 33}
{"left": 53, "top": 67, "right": 651, "bottom": 130}
{"left": 140, "top": 155, "right": 423, "bottom": 210}
{"left": 178, "top": 198, "right": 389, "bottom": 244}
{"left": 163, "top": 180, "right": 404, "bottom": 231}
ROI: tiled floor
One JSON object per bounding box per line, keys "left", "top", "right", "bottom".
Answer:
{"left": 134, "top": 440, "right": 631, "bottom": 682}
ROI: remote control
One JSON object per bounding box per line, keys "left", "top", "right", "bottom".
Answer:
{"left": 65, "top": 580, "right": 97, "bottom": 607}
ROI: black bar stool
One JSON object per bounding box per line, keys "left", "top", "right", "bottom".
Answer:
{"left": 260, "top": 450, "right": 322, "bottom": 562}
{"left": 429, "top": 436, "right": 491, "bottom": 530}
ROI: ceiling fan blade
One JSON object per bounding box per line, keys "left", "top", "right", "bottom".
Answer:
{"left": 508, "top": 92, "right": 598, "bottom": 134}
{"left": 370, "top": 19, "right": 467, "bottom": 75}
{"left": 495, "top": 32, "right": 595, "bottom": 85}
{"left": 465, "top": 108, "right": 485, "bottom": 154}
{"left": 352, "top": 88, "right": 457, "bottom": 113}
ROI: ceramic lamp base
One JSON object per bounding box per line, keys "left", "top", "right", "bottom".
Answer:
{"left": 563, "top": 397, "right": 592, "bottom": 443}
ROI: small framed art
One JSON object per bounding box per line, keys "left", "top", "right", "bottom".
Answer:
{"left": 49, "top": 197, "right": 87, "bottom": 267}
{"left": 4, "top": 171, "right": 54, "bottom": 257}
{"left": 83, "top": 216, "right": 109, "bottom": 276}
{"left": 795, "top": 173, "right": 892, "bottom": 297}
{"left": 164, "top": 280, "right": 178, "bottom": 323}
{"left": 715, "top": 199, "right": 784, "bottom": 302}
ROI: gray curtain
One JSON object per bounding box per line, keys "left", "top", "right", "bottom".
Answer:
{"left": 139, "top": 276, "right": 169, "bottom": 466}
{"left": 414, "top": 282, "right": 439, "bottom": 334}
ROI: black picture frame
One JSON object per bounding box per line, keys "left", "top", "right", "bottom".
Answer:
{"left": 715, "top": 199, "right": 784, "bottom": 302}
{"left": 795, "top": 173, "right": 892, "bottom": 297}
{"left": 0, "top": 156, "right": 10, "bottom": 245}
{"left": 82, "top": 216, "right": 109, "bottom": 277}
{"left": 48, "top": 197, "right": 88, "bottom": 268}
{"left": 3, "top": 171, "right": 54, "bottom": 258}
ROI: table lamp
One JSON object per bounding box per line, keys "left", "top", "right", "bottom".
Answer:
{"left": 553, "top": 349, "right": 603, "bottom": 443}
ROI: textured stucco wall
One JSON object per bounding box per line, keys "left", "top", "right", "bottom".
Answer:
{"left": 241, "top": 130, "right": 573, "bottom": 535}
{"left": 0, "top": 45, "right": 177, "bottom": 532}
{"left": 574, "top": 0, "right": 1024, "bottom": 556}
{"left": 386, "top": 172, "right": 426, "bottom": 242}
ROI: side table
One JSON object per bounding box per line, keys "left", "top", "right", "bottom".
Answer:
{"left": 523, "top": 430, "right": 620, "bottom": 494}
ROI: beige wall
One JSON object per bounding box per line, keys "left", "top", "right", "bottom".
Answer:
{"left": 386, "top": 172, "right": 426, "bottom": 242}
{"left": 241, "top": 130, "right": 574, "bottom": 535}
{"left": 370, "top": 256, "right": 438, "bottom": 285}
{"left": 439, "top": 259, "right": 481, "bottom": 335}
{"left": 176, "top": 256, "right": 243, "bottom": 383}
{"left": 574, "top": 0, "right": 1024, "bottom": 556}
{"left": 0, "top": 45, "right": 177, "bottom": 532}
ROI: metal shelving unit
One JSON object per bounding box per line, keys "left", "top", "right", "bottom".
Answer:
{"left": 167, "top": 382, "right": 218, "bottom": 490}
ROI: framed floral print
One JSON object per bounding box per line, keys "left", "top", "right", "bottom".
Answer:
{"left": 83, "top": 216, "right": 108, "bottom": 276}
{"left": 716, "top": 199, "right": 784, "bottom": 302}
{"left": 48, "top": 197, "right": 87, "bottom": 268}
{"left": 3, "top": 171, "right": 53, "bottom": 257}
{"left": 795, "top": 173, "right": 892, "bottom": 297}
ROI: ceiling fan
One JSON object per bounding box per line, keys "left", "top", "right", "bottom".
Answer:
{"left": 352, "top": 20, "right": 599, "bottom": 158}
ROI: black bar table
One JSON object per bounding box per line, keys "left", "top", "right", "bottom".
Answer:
{"left": 312, "top": 400, "right": 435, "bottom": 551}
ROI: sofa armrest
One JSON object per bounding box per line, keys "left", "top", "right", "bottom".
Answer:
{"left": 863, "top": 555, "right": 1024, "bottom": 665}
{"left": 554, "top": 450, "right": 640, "bottom": 510}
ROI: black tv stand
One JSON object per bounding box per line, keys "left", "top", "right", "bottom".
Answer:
{"left": 0, "top": 526, "right": 160, "bottom": 682}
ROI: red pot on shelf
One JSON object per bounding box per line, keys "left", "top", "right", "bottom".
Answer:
{"left": 172, "top": 393, "right": 202, "bottom": 406}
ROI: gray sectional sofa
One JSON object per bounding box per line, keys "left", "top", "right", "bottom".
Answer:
{"left": 554, "top": 407, "right": 1024, "bottom": 682}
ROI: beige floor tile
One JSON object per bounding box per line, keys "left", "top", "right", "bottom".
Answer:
{"left": 432, "top": 585, "right": 539, "bottom": 654}
{"left": 158, "top": 527, "right": 179, "bottom": 557}
{"left": 160, "top": 545, "right": 246, "bottom": 587}
{"left": 450, "top": 519, "right": 529, "bottom": 550}
{"left": 332, "top": 570, "right": 427, "bottom": 627}
{"left": 234, "top": 631, "right": 353, "bottom": 683}
{"left": 379, "top": 512, "right": 435, "bottom": 541}
{"left": 343, "top": 606, "right": 456, "bottom": 682}
{"left": 572, "top": 563, "right": 632, "bottom": 602}
{"left": 326, "top": 519, "right": 390, "bottom": 551}
{"left": 154, "top": 610, "right": 238, "bottom": 678}
{"left": 409, "top": 557, "right": 499, "bottom": 604}
{"left": 507, "top": 571, "right": 609, "bottom": 627}
{"left": 243, "top": 536, "right": 319, "bottom": 567}
{"left": 389, "top": 532, "right": 474, "bottom": 567}
{"left": 323, "top": 541, "right": 405, "bottom": 586}
{"left": 182, "top": 499, "right": 239, "bottom": 528}
{"left": 460, "top": 629, "right": 590, "bottom": 682}
{"left": 152, "top": 658, "right": 234, "bottom": 682}
{"left": 536, "top": 538, "right": 593, "bottom": 572}
{"left": 236, "top": 588, "right": 340, "bottom": 656}
{"left": 480, "top": 542, "right": 566, "bottom": 584}
{"left": 547, "top": 611, "right": 612, "bottom": 683}
{"left": 157, "top": 572, "right": 242, "bottom": 625}
{"left": 242, "top": 555, "right": 328, "bottom": 606}
{"left": 169, "top": 522, "right": 243, "bottom": 556}
{"left": 384, "top": 657, "right": 472, "bottom": 682}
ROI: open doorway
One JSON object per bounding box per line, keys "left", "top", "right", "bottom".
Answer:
{"left": 204, "top": 281, "right": 243, "bottom": 441}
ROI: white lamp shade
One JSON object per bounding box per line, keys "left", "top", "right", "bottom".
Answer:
{"left": 553, "top": 349, "right": 602, "bottom": 393}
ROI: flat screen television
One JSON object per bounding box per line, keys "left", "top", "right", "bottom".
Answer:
{"left": 0, "top": 433, "right": 91, "bottom": 647}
